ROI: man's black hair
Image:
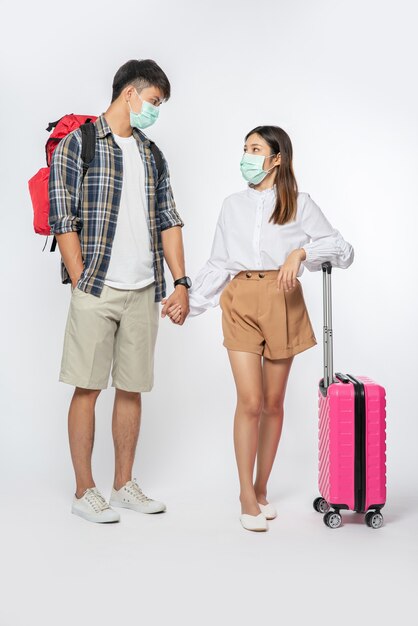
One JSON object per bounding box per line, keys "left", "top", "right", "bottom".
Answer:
{"left": 111, "top": 59, "right": 171, "bottom": 102}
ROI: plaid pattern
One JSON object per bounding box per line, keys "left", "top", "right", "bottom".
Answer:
{"left": 48, "top": 114, "right": 184, "bottom": 301}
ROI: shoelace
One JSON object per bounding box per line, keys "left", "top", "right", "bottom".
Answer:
{"left": 84, "top": 488, "right": 110, "bottom": 513}
{"left": 126, "top": 479, "right": 152, "bottom": 503}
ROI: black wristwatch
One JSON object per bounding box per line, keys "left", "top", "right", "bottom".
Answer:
{"left": 174, "top": 276, "right": 192, "bottom": 289}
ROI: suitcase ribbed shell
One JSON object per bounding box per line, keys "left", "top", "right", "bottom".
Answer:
{"left": 318, "top": 376, "right": 386, "bottom": 512}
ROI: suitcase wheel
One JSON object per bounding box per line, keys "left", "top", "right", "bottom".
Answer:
{"left": 365, "top": 511, "right": 384, "bottom": 529}
{"left": 313, "top": 497, "right": 330, "bottom": 514}
{"left": 323, "top": 511, "right": 342, "bottom": 528}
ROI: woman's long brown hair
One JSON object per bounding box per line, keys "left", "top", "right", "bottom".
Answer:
{"left": 245, "top": 126, "right": 298, "bottom": 225}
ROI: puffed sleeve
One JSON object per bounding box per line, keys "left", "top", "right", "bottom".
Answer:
{"left": 188, "top": 205, "right": 231, "bottom": 317}
{"left": 301, "top": 194, "right": 354, "bottom": 271}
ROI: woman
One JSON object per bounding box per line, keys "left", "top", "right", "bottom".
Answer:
{"left": 165, "top": 126, "right": 354, "bottom": 531}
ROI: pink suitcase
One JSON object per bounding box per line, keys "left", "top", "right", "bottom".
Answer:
{"left": 313, "top": 262, "right": 387, "bottom": 529}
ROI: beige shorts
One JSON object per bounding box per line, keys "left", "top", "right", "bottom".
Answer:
{"left": 219, "top": 270, "right": 317, "bottom": 360}
{"left": 59, "top": 283, "right": 159, "bottom": 392}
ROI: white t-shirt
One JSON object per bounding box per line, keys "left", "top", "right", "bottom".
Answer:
{"left": 104, "top": 133, "right": 154, "bottom": 290}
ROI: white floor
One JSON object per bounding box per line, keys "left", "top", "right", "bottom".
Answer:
{"left": 1, "top": 473, "right": 416, "bottom": 625}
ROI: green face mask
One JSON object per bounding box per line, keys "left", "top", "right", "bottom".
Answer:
{"left": 129, "top": 90, "right": 160, "bottom": 129}
{"left": 240, "top": 152, "right": 277, "bottom": 185}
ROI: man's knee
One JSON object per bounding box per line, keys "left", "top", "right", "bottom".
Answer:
{"left": 115, "top": 388, "right": 141, "bottom": 402}
{"left": 74, "top": 387, "right": 102, "bottom": 403}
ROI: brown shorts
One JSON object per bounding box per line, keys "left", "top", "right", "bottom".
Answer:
{"left": 219, "top": 270, "right": 317, "bottom": 360}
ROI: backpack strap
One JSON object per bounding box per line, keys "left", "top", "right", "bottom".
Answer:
{"left": 80, "top": 120, "right": 96, "bottom": 176}
{"left": 46, "top": 117, "right": 64, "bottom": 132}
{"left": 132, "top": 127, "right": 165, "bottom": 182}
{"left": 50, "top": 121, "right": 96, "bottom": 252}
{"left": 149, "top": 140, "right": 165, "bottom": 184}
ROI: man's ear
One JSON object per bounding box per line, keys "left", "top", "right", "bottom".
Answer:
{"left": 124, "top": 84, "right": 136, "bottom": 102}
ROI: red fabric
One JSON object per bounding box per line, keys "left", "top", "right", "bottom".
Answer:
{"left": 29, "top": 114, "right": 97, "bottom": 236}
{"left": 29, "top": 167, "right": 50, "bottom": 235}
{"left": 45, "top": 114, "right": 97, "bottom": 165}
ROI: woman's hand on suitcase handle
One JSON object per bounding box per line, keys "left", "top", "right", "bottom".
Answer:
{"left": 277, "top": 248, "right": 306, "bottom": 292}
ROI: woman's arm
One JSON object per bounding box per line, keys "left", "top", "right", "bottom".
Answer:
{"left": 277, "top": 194, "right": 354, "bottom": 291}
{"left": 301, "top": 194, "right": 354, "bottom": 271}
{"left": 188, "top": 206, "right": 231, "bottom": 317}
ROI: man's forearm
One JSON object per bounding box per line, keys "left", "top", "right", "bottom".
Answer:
{"left": 55, "top": 232, "right": 84, "bottom": 285}
{"left": 161, "top": 226, "right": 186, "bottom": 281}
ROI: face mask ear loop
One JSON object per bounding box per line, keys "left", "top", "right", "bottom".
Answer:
{"left": 264, "top": 155, "right": 277, "bottom": 174}
{"left": 265, "top": 152, "right": 280, "bottom": 173}
{"left": 127, "top": 95, "right": 138, "bottom": 114}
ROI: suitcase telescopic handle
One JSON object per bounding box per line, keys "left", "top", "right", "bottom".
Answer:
{"left": 322, "top": 262, "right": 334, "bottom": 389}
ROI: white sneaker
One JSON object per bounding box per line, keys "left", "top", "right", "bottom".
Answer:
{"left": 110, "top": 479, "right": 166, "bottom": 514}
{"left": 71, "top": 487, "right": 120, "bottom": 524}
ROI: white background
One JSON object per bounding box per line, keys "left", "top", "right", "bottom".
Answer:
{"left": 1, "top": 0, "right": 417, "bottom": 624}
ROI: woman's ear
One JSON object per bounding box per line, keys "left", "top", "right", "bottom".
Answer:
{"left": 274, "top": 153, "right": 281, "bottom": 166}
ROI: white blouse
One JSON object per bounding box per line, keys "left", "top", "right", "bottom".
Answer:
{"left": 188, "top": 186, "right": 354, "bottom": 317}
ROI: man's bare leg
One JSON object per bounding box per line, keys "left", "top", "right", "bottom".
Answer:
{"left": 112, "top": 389, "right": 141, "bottom": 490}
{"left": 68, "top": 387, "right": 101, "bottom": 498}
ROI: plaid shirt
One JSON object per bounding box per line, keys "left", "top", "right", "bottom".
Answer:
{"left": 48, "top": 113, "right": 184, "bottom": 301}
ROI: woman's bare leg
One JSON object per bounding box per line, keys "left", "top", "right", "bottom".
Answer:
{"left": 227, "top": 350, "right": 264, "bottom": 516}
{"left": 254, "top": 356, "right": 293, "bottom": 504}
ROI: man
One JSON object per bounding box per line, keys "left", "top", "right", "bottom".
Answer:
{"left": 49, "top": 59, "right": 192, "bottom": 523}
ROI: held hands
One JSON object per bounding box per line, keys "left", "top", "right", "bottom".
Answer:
{"left": 277, "top": 248, "right": 306, "bottom": 292}
{"left": 159, "top": 249, "right": 307, "bottom": 321}
{"left": 161, "top": 286, "right": 190, "bottom": 325}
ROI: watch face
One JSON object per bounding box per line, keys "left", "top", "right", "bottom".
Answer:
{"left": 175, "top": 277, "right": 192, "bottom": 288}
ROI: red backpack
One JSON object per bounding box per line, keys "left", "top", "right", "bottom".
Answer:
{"left": 28, "top": 114, "right": 97, "bottom": 251}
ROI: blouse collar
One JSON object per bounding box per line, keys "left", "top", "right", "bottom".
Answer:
{"left": 247, "top": 185, "right": 276, "bottom": 200}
